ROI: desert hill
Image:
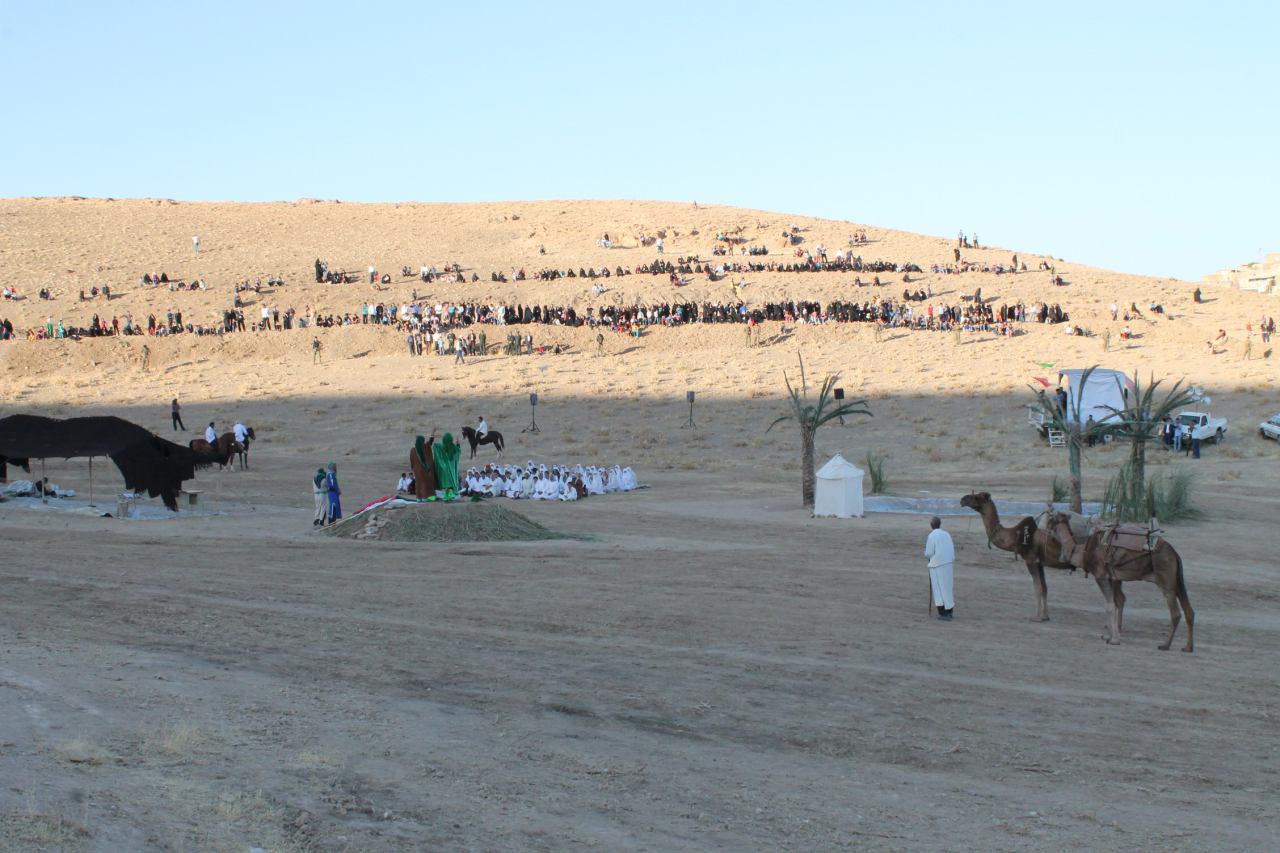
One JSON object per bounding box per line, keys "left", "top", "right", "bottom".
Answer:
{"left": 0, "top": 198, "right": 1277, "bottom": 849}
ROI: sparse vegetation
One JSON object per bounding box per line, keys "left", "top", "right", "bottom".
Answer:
{"left": 767, "top": 355, "right": 872, "bottom": 507}
{"left": 864, "top": 451, "right": 890, "bottom": 494}
{"left": 0, "top": 805, "right": 91, "bottom": 847}
{"left": 1101, "top": 372, "right": 1197, "bottom": 522}
{"left": 1029, "top": 365, "right": 1110, "bottom": 513}
{"left": 1103, "top": 465, "right": 1200, "bottom": 522}
{"left": 1050, "top": 474, "right": 1068, "bottom": 504}
{"left": 144, "top": 723, "right": 209, "bottom": 758}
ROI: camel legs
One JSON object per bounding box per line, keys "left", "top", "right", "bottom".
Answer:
{"left": 1095, "top": 576, "right": 1121, "bottom": 644}
{"left": 1174, "top": 583, "right": 1195, "bottom": 653}
{"left": 1024, "top": 558, "right": 1049, "bottom": 621}
{"left": 1158, "top": 585, "right": 1182, "bottom": 651}
{"left": 1180, "top": 591, "right": 1195, "bottom": 653}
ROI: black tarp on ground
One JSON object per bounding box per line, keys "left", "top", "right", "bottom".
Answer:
{"left": 0, "top": 415, "right": 206, "bottom": 510}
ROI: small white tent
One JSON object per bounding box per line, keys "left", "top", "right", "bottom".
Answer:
{"left": 814, "top": 454, "right": 865, "bottom": 518}
{"left": 1058, "top": 369, "right": 1134, "bottom": 425}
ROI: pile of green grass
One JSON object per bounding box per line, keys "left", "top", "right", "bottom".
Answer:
{"left": 325, "top": 500, "right": 566, "bottom": 542}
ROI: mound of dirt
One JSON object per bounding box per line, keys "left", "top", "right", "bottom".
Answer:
{"left": 324, "top": 500, "right": 566, "bottom": 543}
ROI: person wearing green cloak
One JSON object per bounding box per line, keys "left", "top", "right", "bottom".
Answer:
{"left": 433, "top": 432, "right": 461, "bottom": 499}
{"left": 410, "top": 434, "right": 438, "bottom": 499}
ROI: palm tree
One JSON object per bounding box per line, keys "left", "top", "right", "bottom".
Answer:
{"left": 768, "top": 358, "right": 872, "bottom": 507}
{"left": 1029, "top": 365, "right": 1109, "bottom": 514}
{"left": 1101, "top": 371, "right": 1197, "bottom": 521}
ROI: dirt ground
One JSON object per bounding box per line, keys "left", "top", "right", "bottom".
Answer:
{"left": 1, "top": 199, "right": 1277, "bottom": 850}
{"left": 1, "top": 453, "right": 1277, "bottom": 850}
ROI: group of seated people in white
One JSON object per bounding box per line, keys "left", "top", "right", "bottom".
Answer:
{"left": 397, "top": 462, "right": 638, "bottom": 502}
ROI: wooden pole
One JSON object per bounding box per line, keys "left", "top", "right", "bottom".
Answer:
{"left": 41, "top": 457, "right": 47, "bottom": 504}
{"left": 88, "top": 456, "right": 94, "bottom": 507}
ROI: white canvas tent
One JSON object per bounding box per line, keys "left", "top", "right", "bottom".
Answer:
{"left": 814, "top": 454, "right": 865, "bottom": 518}
{"left": 1058, "top": 369, "right": 1134, "bottom": 425}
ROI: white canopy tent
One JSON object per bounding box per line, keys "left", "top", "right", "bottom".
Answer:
{"left": 814, "top": 454, "right": 865, "bottom": 518}
{"left": 1058, "top": 368, "right": 1134, "bottom": 425}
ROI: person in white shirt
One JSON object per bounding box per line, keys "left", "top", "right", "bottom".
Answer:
{"left": 397, "top": 472, "right": 413, "bottom": 493}
{"left": 924, "top": 517, "right": 957, "bottom": 620}
{"left": 205, "top": 422, "right": 217, "bottom": 444}
{"left": 233, "top": 421, "right": 248, "bottom": 444}
{"left": 476, "top": 417, "right": 488, "bottom": 437}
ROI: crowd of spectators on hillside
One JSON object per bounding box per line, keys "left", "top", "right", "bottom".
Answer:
{"left": 4, "top": 235, "right": 1086, "bottom": 346}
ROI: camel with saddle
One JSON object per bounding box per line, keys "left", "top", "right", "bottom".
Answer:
{"left": 1046, "top": 512, "right": 1194, "bottom": 652}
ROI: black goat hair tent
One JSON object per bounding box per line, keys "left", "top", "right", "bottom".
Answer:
{"left": 0, "top": 414, "right": 206, "bottom": 510}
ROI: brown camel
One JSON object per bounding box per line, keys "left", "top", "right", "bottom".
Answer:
{"left": 1047, "top": 512, "right": 1194, "bottom": 652}
{"left": 959, "top": 491, "right": 1077, "bottom": 622}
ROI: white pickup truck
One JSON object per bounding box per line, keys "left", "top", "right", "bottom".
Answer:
{"left": 1176, "top": 411, "right": 1228, "bottom": 443}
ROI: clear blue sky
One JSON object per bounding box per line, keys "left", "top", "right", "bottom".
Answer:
{"left": 2, "top": 1, "right": 1275, "bottom": 280}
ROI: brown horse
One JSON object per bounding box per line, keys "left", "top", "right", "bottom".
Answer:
{"left": 229, "top": 427, "right": 255, "bottom": 469}
{"left": 189, "top": 434, "right": 245, "bottom": 470}
{"left": 1047, "top": 512, "right": 1194, "bottom": 652}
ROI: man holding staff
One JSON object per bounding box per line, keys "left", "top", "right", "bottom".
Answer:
{"left": 925, "top": 516, "right": 956, "bottom": 621}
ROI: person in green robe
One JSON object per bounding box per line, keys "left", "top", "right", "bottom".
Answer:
{"left": 433, "top": 432, "right": 461, "bottom": 498}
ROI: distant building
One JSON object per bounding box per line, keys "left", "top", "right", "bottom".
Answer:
{"left": 1204, "top": 252, "right": 1279, "bottom": 294}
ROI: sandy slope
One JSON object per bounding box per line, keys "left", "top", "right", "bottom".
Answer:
{"left": 0, "top": 199, "right": 1277, "bottom": 850}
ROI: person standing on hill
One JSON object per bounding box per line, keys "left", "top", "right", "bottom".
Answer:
{"left": 193, "top": 234, "right": 200, "bottom": 254}
{"left": 411, "top": 434, "right": 438, "bottom": 499}
{"left": 171, "top": 398, "right": 186, "bottom": 431}
{"left": 325, "top": 462, "right": 342, "bottom": 523}
{"left": 312, "top": 468, "right": 328, "bottom": 526}
{"left": 925, "top": 516, "right": 956, "bottom": 620}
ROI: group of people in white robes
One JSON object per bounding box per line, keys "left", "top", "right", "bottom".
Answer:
{"left": 453, "top": 462, "right": 639, "bottom": 502}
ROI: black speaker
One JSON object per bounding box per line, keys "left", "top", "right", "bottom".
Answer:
{"left": 530, "top": 393, "right": 538, "bottom": 407}
{"left": 834, "top": 388, "right": 845, "bottom": 400}
{"left": 687, "top": 391, "right": 696, "bottom": 403}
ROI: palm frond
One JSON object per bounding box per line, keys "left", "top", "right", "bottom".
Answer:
{"left": 767, "top": 369, "right": 873, "bottom": 431}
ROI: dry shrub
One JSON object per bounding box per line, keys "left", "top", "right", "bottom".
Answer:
{"left": 54, "top": 739, "right": 112, "bottom": 767}
{"left": 0, "top": 806, "right": 90, "bottom": 847}
{"left": 145, "top": 723, "right": 209, "bottom": 757}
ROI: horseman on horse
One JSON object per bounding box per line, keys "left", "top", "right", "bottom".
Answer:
{"left": 461, "top": 415, "right": 504, "bottom": 459}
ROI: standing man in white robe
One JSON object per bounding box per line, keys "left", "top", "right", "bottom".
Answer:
{"left": 924, "top": 516, "right": 956, "bottom": 620}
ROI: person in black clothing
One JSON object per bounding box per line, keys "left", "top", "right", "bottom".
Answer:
{"left": 171, "top": 398, "right": 186, "bottom": 431}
